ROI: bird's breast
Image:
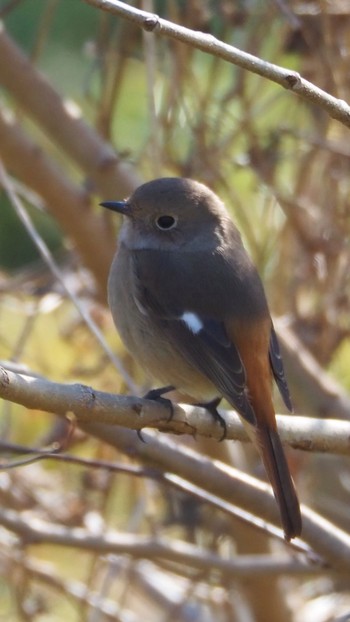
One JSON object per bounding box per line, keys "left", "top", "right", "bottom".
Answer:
{"left": 107, "top": 244, "right": 218, "bottom": 400}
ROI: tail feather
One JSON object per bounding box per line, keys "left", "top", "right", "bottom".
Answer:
{"left": 256, "top": 427, "right": 302, "bottom": 541}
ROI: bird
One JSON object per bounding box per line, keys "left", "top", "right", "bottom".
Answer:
{"left": 101, "top": 177, "right": 302, "bottom": 540}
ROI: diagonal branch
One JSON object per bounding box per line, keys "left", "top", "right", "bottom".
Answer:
{"left": 275, "top": 321, "right": 350, "bottom": 420}
{"left": 0, "top": 25, "right": 141, "bottom": 199}
{"left": 0, "top": 106, "right": 113, "bottom": 293}
{"left": 83, "top": 0, "right": 350, "bottom": 128}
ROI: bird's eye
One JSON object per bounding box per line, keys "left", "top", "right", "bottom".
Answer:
{"left": 155, "top": 215, "right": 177, "bottom": 230}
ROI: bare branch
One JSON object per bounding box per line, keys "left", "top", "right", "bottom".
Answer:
{"left": 0, "top": 506, "right": 321, "bottom": 578}
{"left": 2, "top": 364, "right": 350, "bottom": 570}
{"left": 275, "top": 321, "right": 350, "bottom": 420}
{"left": 1, "top": 364, "right": 350, "bottom": 453}
{"left": 83, "top": 424, "right": 350, "bottom": 573}
{"left": 5, "top": 552, "right": 136, "bottom": 622}
{"left": 0, "top": 162, "right": 138, "bottom": 393}
{"left": 82, "top": 0, "right": 350, "bottom": 128}
{"left": 0, "top": 105, "right": 112, "bottom": 293}
{"left": 0, "top": 24, "right": 141, "bottom": 198}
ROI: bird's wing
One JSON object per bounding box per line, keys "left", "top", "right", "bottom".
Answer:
{"left": 132, "top": 249, "right": 258, "bottom": 425}
{"left": 268, "top": 326, "right": 293, "bottom": 412}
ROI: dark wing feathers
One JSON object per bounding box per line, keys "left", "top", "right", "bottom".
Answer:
{"left": 154, "top": 300, "right": 256, "bottom": 425}
{"left": 133, "top": 251, "right": 257, "bottom": 424}
{"left": 269, "top": 326, "right": 293, "bottom": 412}
{"left": 200, "top": 318, "right": 231, "bottom": 347}
{"left": 133, "top": 250, "right": 291, "bottom": 422}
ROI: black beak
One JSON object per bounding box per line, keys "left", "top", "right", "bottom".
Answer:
{"left": 100, "top": 200, "right": 130, "bottom": 215}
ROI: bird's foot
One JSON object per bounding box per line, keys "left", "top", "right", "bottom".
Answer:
{"left": 139, "top": 385, "right": 175, "bottom": 441}
{"left": 195, "top": 397, "right": 226, "bottom": 440}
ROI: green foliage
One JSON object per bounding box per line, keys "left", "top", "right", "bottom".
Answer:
{"left": 5, "top": 0, "right": 97, "bottom": 52}
{"left": 0, "top": 194, "right": 62, "bottom": 269}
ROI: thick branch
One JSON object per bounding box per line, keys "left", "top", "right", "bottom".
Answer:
{"left": 0, "top": 24, "right": 141, "bottom": 199}
{"left": 1, "top": 365, "right": 350, "bottom": 453}
{"left": 0, "top": 107, "right": 112, "bottom": 293}
{"left": 83, "top": 0, "right": 350, "bottom": 128}
{"left": 2, "top": 364, "right": 350, "bottom": 570}
{"left": 82, "top": 424, "right": 350, "bottom": 573}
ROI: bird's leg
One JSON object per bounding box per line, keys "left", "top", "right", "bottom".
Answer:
{"left": 195, "top": 397, "right": 226, "bottom": 440}
{"left": 143, "top": 385, "right": 175, "bottom": 421}
{"left": 137, "top": 386, "right": 176, "bottom": 442}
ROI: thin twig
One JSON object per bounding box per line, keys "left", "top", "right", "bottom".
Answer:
{"left": 0, "top": 161, "right": 138, "bottom": 393}
{"left": 0, "top": 104, "right": 113, "bottom": 292}
{"left": 0, "top": 506, "right": 321, "bottom": 578}
{"left": 82, "top": 0, "right": 350, "bottom": 128}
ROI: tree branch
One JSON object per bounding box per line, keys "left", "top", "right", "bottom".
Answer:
{"left": 0, "top": 107, "right": 112, "bottom": 294}
{"left": 0, "top": 25, "right": 141, "bottom": 199}
{"left": 81, "top": 424, "right": 350, "bottom": 573}
{"left": 0, "top": 505, "right": 317, "bottom": 578}
{"left": 1, "top": 364, "right": 350, "bottom": 453}
{"left": 82, "top": 0, "right": 350, "bottom": 128}
{"left": 275, "top": 321, "right": 350, "bottom": 420}
{"left": 2, "top": 363, "right": 350, "bottom": 570}
{"left": 0, "top": 163, "right": 137, "bottom": 392}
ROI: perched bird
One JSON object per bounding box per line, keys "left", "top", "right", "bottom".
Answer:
{"left": 101, "top": 177, "right": 302, "bottom": 540}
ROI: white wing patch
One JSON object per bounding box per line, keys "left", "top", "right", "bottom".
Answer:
{"left": 133, "top": 294, "right": 148, "bottom": 316}
{"left": 181, "top": 312, "right": 203, "bottom": 334}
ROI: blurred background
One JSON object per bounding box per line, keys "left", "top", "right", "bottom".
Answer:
{"left": 0, "top": 1, "right": 350, "bottom": 620}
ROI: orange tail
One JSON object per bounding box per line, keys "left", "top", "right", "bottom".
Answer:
{"left": 256, "top": 426, "right": 302, "bottom": 541}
